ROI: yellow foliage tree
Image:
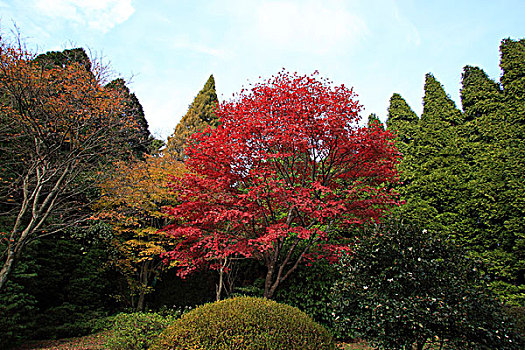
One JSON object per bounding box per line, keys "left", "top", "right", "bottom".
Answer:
{"left": 95, "top": 155, "right": 185, "bottom": 310}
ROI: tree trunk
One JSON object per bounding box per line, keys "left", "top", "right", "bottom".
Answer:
{"left": 0, "top": 249, "right": 17, "bottom": 291}
{"left": 136, "top": 260, "right": 151, "bottom": 311}
{"left": 0, "top": 164, "right": 70, "bottom": 291}
{"left": 137, "top": 290, "right": 146, "bottom": 311}
{"left": 266, "top": 278, "right": 279, "bottom": 299}
{"left": 216, "top": 260, "right": 225, "bottom": 301}
{"left": 263, "top": 258, "right": 276, "bottom": 298}
{"left": 263, "top": 236, "right": 319, "bottom": 299}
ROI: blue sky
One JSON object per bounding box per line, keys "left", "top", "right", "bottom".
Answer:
{"left": 1, "top": 0, "right": 523, "bottom": 139}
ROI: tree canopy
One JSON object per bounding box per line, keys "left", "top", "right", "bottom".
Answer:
{"left": 162, "top": 71, "right": 400, "bottom": 298}
{"left": 0, "top": 40, "right": 142, "bottom": 290}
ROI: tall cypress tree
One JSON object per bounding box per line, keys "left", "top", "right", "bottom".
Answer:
{"left": 385, "top": 93, "right": 421, "bottom": 222}
{"left": 383, "top": 41, "right": 524, "bottom": 306}
{"left": 497, "top": 38, "right": 525, "bottom": 303}
{"left": 386, "top": 93, "right": 419, "bottom": 157}
{"left": 461, "top": 66, "right": 503, "bottom": 125}
{"left": 166, "top": 75, "right": 218, "bottom": 161}
{"left": 459, "top": 66, "right": 506, "bottom": 247}
{"left": 458, "top": 66, "right": 517, "bottom": 299}
{"left": 408, "top": 74, "right": 466, "bottom": 232}
{"left": 34, "top": 48, "right": 92, "bottom": 72}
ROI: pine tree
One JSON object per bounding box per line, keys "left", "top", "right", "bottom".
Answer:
{"left": 166, "top": 75, "right": 218, "bottom": 160}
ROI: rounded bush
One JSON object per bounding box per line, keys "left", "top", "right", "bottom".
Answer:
{"left": 151, "top": 296, "right": 336, "bottom": 350}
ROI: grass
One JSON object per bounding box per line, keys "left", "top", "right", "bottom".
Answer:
{"left": 15, "top": 332, "right": 374, "bottom": 350}
{"left": 337, "top": 341, "right": 374, "bottom": 350}
{"left": 14, "top": 331, "right": 110, "bottom": 350}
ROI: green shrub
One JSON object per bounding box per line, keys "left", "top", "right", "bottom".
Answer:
{"left": 0, "top": 279, "right": 37, "bottom": 349}
{"left": 275, "top": 260, "right": 340, "bottom": 335}
{"left": 91, "top": 314, "right": 118, "bottom": 333}
{"left": 104, "top": 312, "right": 175, "bottom": 350}
{"left": 331, "top": 220, "right": 523, "bottom": 350}
{"left": 505, "top": 306, "right": 525, "bottom": 338}
{"left": 151, "top": 296, "right": 336, "bottom": 350}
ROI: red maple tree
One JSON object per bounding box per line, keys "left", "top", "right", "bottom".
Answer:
{"left": 163, "top": 71, "right": 400, "bottom": 298}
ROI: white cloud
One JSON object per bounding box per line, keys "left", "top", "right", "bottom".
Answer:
{"left": 392, "top": 3, "right": 420, "bottom": 46}
{"left": 33, "top": 0, "right": 134, "bottom": 32}
{"left": 254, "top": 0, "right": 367, "bottom": 54}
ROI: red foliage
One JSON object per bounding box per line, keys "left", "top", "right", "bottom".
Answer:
{"left": 162, "top": 70, "right": 400, "bottom": 297}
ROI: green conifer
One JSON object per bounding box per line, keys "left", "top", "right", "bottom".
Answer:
{"left": 386, "top": 93, "right": 419, "bottom": 154}
{"left": 458, "top": 66, "right": 509, "bottom": 263}
{"left": 385, "top": 93, "right": 421, "bottom": 223}
{"left": 407, "top": 74, "right": 466, "bottom": 232}
{"left": 367, "top": 113, "right": 385, "bottom": 130}
{"left": 497, "top": 39, "right": 525, "bottom": 304}
{"left": 106, "top": 78, "right": 153, "bottom": 157}
{"left": 34, "top": 48, "right": 91, "bottom": 71}
{"left": 500, "top": 38, "right": 525, "bottom": 105}
{"left": 166, "top": 75, "right": 218, "bottom": 160}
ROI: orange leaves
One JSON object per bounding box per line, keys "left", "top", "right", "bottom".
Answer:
{"left": 0, "top": 43, "right": 139, "bottom": 161}
{"left": 0, "top": 38, "right": 153, "bottom": 291}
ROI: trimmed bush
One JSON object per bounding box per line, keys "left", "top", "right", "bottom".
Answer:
{"left": 151, "top": 296, "right": 336, "bottom": 350}
{"left": 104, "top": 312, "right": 176, "bottom": 350}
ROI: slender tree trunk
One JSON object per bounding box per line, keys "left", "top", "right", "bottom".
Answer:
{"left": 216, "top": 260, "right": 225, "bottom": 301}
{"left": 137, "top": 291, "right": 146, "bottom": 311}
{"left": 0, "top": 163, "right": 70, "bottom": 291}
{"left": 263, "top": 257, "right": 276, "bottom": 298}
{"left": 263, "top": 235, "right": 320, "bottom": 299}
{"left": 136, "top": 260, "right": 151, "bottom": 311}
{"left": 0, "top": 250, "right": 17, "bottom": 291}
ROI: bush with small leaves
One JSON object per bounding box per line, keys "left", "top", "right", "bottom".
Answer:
{"left": 151, "top": 296, "right": 336, "bottom": 350}
{"left": 104, "top": 312, "right": 176, "bottom": 350}
{"left": 275, "top": 260, "right": 340, "bottom": 335}
{"left": 331, "top": 220, "right": 523, "bottom": 350}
